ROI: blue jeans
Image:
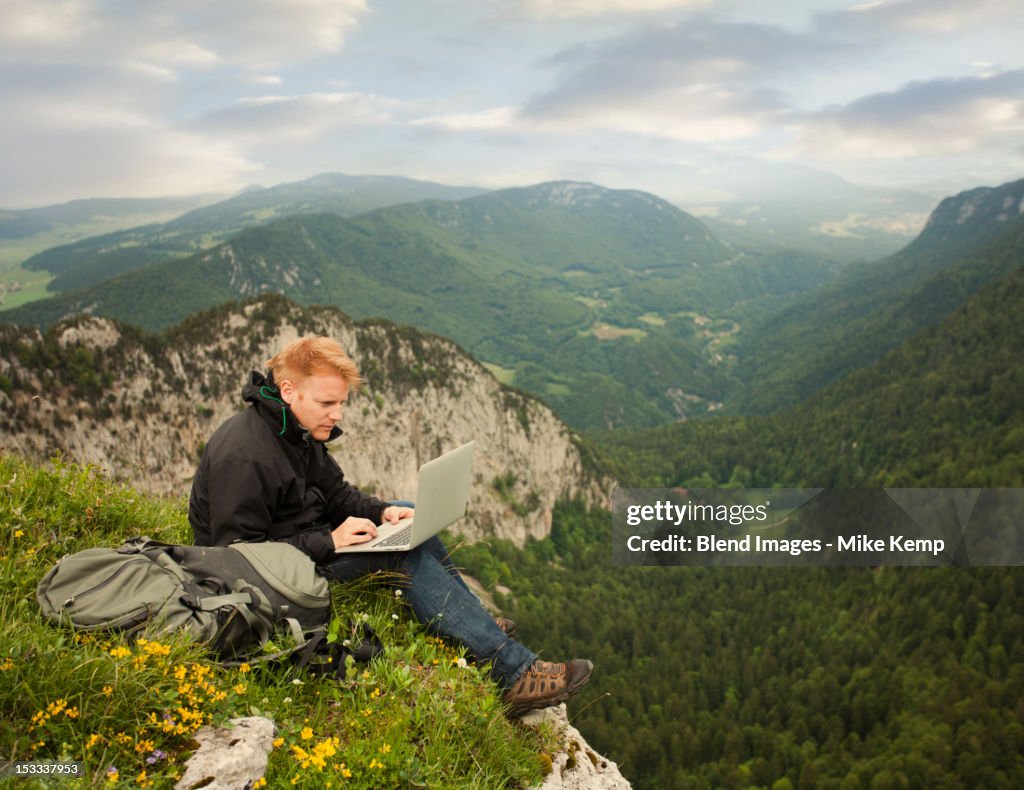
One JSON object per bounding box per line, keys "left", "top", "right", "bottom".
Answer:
{"left": 320, "top": 535, "right": 536, "bottom": 689}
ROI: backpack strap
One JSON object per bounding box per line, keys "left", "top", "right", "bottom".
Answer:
{"left": 220, "top": 619, "right": 322, "bottom": 667}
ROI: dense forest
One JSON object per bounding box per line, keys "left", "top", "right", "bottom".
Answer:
{"left": 457, "top": 506, "right": 1024, "bottom": 789}
{"left": 458, "top": 262, "right": 1024, "bottom": 787}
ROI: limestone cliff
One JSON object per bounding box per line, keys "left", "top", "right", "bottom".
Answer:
{"left": 0, "top": 295, "right": 610, "bottom": 545}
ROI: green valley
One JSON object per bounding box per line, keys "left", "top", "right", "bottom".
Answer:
{"left": 6, "top": 180, "right": 841, "bottom": 430}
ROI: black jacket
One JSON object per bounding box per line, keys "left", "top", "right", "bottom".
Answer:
{"left": 188, "top": 371, "right": 388, "bottom": 563}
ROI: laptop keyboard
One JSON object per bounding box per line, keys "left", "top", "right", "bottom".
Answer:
{"left": 375, "top": 523, "right": 413, "bottom": 548}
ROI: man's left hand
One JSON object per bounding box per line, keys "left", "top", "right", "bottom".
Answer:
{"left": 381, "top": 505, "right": 414, "bottom": 525}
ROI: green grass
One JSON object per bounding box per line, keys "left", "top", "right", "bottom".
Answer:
{"left": 481, "top": 362, "right": 516, "bottom": 386}
{"left": 0, "top": 453, "right": 556, "bottom": 788}
{"left": 0, "top": 265, "right": 53, "bottom": 312}
{"left": 580, "top": 322, "right": 648, "bottom": 342}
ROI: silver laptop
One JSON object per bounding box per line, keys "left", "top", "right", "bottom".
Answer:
{"left": 335, "top": 441, "right": 475, "bottom": 553}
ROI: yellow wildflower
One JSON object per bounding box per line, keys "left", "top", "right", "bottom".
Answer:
{"left": 109, "top": 646, "right": 132, "bottom": 659}
{"left": 135, "top": 739, "right": 155, "bottom": 754}
{"left": 102, "top": 685, "right": 113, "bottom": 696}
{"left": 300, "top": 726, "right": 314, "bottom": 741}
{"left": 380, "top": 743, "right": 392, "bottom": 754}
{"left": 142, "top": 640, "right": 171, "bottom": 656}
{"left": 85, "top": 733, "right": 103, "bottom": 750}
{"left": 13, "top": 530, "right": 24, "bottom": 538}
{"left": 233, "top": 683, "right": 247, "bottom": 695}
{"left": 272, "top": 737, "right": 285, "bottom": 748}
{"left": 0, "top": 657, "right": 14, "bottom": 671}
{"left": 238, "top": 663, "right": 251, "bottom": 674}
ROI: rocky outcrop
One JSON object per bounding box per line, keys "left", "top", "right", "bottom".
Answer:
{"left": 0, "top": 295, "right": 610, "bottom": 545}
{"left": 522, "top": 704, "right": 632, "bottom": 790}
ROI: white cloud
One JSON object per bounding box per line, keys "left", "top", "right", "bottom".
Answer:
{"left": 0, "top": 98, "right": 259, "bottom": 205}
{"left": 139, "top": 40, "right": 220, "bottom": 69}
{"left": 412, "top": 106, "right": 521, "bottom": 131}
{"left": 515, "top": 0, "right": 710, "bottom": 19}
{"left": 789, "top": 71, "right": 1024, "bottom": 161}
{"left": 817, "top": 0, "right": 1023, "bottom": 37}
{"left": 0, "top": 0, "right": 370, "bottom": 204}
{"left": 0, "top": 0, "right": 93, "bottom": 46}
{"left": 196, "top": 91, "right": 407, "bottom": 145}
{"left": 1, "top": 0, "right": 368, "bottom": 70}
{"left": 521, "top": 19, "right": 831, "bottom": 142}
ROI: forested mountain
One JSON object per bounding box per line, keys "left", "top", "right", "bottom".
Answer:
{"left": 728, "top": 177, "right": 1024, "bottom": 414}
{"left": 20, "top": 173, "right": 486, "bottom": 292}
{"left": 457, "top": 259, "right": 1024, "bottom": 788}
{"left": 5, "top": 181, "right": 840, "bottom": 430}
{"left": 594, "top": 262, "right": 1024, "bottom": 489}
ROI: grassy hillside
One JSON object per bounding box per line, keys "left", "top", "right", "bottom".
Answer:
{"left": 0, "top": 454, "right": 555, "bottom": 788}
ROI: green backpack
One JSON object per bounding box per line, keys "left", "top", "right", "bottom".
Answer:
{"left": 36, "top": 537, "right": 332, "bottom": 664}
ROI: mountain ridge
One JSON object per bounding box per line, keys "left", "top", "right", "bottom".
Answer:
{"left": 728, "top": 176, "right": 1024, "bottom": 414}
{"left": 19, "top": 173, "right": 488, "bottom": 289}
{"left": 5, "top": 180, "right": 785, "bottom": 430}
{"left": 0, "top": 294, "right": 611, "bottom": 546}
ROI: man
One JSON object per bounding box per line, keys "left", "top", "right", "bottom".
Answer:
{"left": 189, "top": 335, "right": 592, "bottom": 715}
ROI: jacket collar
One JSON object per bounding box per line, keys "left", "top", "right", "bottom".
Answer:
{"left": 242, "top": 370, "right": 343, "bottom": 445}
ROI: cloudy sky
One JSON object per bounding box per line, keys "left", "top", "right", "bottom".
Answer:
{"left": 2, "top": 0, "right": 1023, "bottom": 208}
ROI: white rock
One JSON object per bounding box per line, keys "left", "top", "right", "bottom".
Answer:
{"left": 174, "top": 716, "right": 275, "bottom": 790}
{"left": 521, "top": 704, "right": 632, "bottom": 790}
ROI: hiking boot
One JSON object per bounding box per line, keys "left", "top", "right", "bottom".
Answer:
{"left": 501, "top": 659, "right": 593, "bottom": 717}
{"left": 495, "top": 617, "right": 518, "bottom": 638}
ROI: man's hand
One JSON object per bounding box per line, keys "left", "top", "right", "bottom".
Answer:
{"left": 332, "top": 517, "right": 379, "bottom": 550}
{"left": 381, "top": 505, "right": 414, "bottom": 525}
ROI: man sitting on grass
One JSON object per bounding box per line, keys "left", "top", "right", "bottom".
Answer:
{"left": 188, "top": 335, "right": 593, "bottom": 715}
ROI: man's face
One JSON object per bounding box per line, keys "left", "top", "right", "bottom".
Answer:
{"left": 280, "top": 372, "right": 349, "bottom": 441}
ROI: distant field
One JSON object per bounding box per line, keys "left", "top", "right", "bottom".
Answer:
{"left": 482, "top": 361, "right": 516, "bottom": 385}
{"left": 0, "top": 209, "right": 201, "bottom": 270}
{"left": 583, "top": 322, "right": 648, "bottom": 341}
{"left": 0, "top": 266, "right": 53, "bottom": 312}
